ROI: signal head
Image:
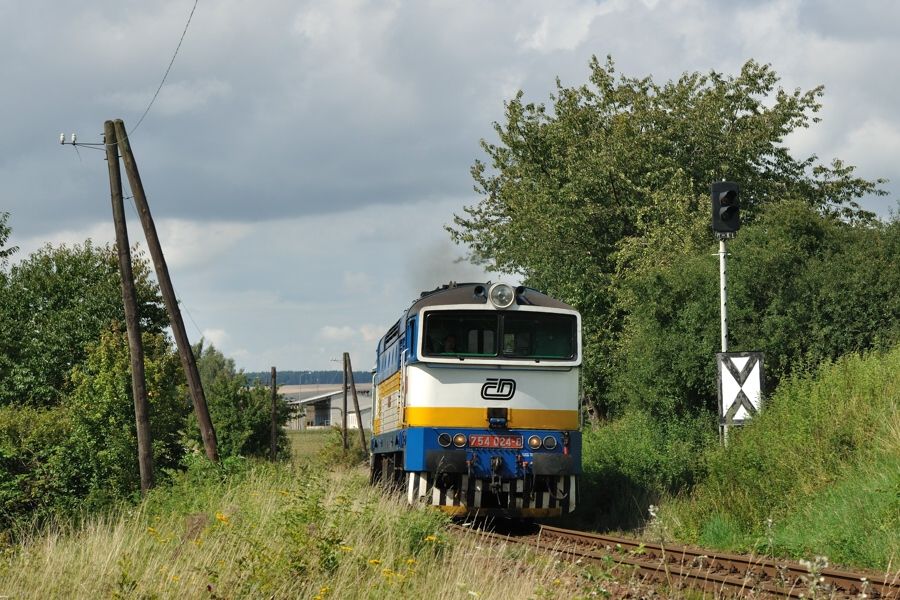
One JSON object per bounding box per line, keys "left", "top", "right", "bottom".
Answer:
{"left": 711, "top": 182, "right": 741, "bottom": 234}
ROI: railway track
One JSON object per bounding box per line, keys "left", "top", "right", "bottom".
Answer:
{"left": 449, "top": 522, "right": 900, "bottom": 598}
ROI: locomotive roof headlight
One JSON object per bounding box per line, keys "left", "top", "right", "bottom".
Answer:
{"left": 488, "top": 283, "right": 515, "bottom": 309}
{"left": 438, "top": 433, "right": 452, "bottom": 448}
{"left": 542, "top": 435, "right": 558, "bottom": 450}
{"left": 453, "top": 433, "right": 467, "bottom": 447}
{"left": 527, "top": 435, "right": 542, "bottom": 450}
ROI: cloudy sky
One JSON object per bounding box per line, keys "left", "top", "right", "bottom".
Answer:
{"left": 2, "top": 0, "right": 898, "bottom": 372}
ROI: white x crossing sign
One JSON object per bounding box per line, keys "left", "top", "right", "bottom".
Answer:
{"left": 717, "top": 352, "right": 765, "bottom": 426}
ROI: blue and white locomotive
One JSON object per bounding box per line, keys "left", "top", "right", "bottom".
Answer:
{"left": 370, "top": 282, "right": 582, "bottom": 517}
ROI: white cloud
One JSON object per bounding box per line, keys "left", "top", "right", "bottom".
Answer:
{"left": 360, "top": 324, "right": 384, "bottom": 343}
{"left": 319, "top": 325, "right": 356, "bottom": 341}
{"left": 516, "top": 0, "right": 620, "bottom": 53}
{"left": 201, "top": 327, "right": 229, "bottom": 348}
{"left": 157, "top": 219, "right": 253, "bottom": 269}
{"left": 841, "top": 118, "right": 900, "bottom": 179}
{"left": 318, "top": 323, "right": 386, "bottom": 344}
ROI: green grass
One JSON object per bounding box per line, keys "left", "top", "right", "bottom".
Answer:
{"left": 287, "top": 429, "right": 332, "bottom": 460}
{"left": 662, "top": 345, "right": 900, "bottom": 570}
{"left": 1, "top": 436, "right": 637, "bottom": 599}
{"left": 578, "top": 344, "right": 900, "bottom": 572}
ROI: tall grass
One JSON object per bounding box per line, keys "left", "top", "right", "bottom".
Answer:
{"left": 0, "top": 435, "right": 625, "bottom": 599}
{"left": 663, "top": 346, "right": 900, "bottom": 569}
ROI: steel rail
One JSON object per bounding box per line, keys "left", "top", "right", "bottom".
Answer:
{"left": 449, "top": 523, "right": 900, "bottom": 598}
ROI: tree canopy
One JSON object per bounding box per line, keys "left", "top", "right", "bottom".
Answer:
{"left": 450, "top": 57, "right": 888, "bottom": 413}
{"left": 0, "top": 241, "right": 167, "bottom": 407}
{"left": 613, "top": 201, "right": 900, "bottom": 417}
{"left": 193, "top": 342, "right": 291, "bottom": 459}
{"left": 0, "top": 212, "right": 16, "bottom": 265}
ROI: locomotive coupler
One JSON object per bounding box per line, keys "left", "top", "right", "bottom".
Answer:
{"left": 516, "top": 453, "right": 535, "bottom": 500}
{"left": 490, "top": 455, "right": 503, "bottom": 492}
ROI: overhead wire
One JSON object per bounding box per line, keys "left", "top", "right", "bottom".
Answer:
{"left": 60, "top": 0, "right": 200, "bottom": 148}
{"left": 130, "top": 0, "right": 200, "bottom": 135}
{"left": 60, "top": 0, "right": 206, "bottom": 340}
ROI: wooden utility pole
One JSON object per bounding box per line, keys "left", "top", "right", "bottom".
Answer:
{"left": 341, "top": 353, "right": 349, "bottom": 449}
{"left": 104, "top": 120, "right": 154, "bottom": 495}
{"left": 345, "top": 354, "right": 368, "bottom": 455}
{"left": 113, "top": 119, "right": 219, "bottom": 462}
{"left": 270, "top": 366, "right": 278, "bottom": 461}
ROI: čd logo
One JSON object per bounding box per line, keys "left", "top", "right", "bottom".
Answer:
{"left": 481, "top": 378, "right": 516, "bottom": 400}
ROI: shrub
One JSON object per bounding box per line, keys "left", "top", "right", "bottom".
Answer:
{"left": 64, "top": 326, "right": 188, "bottom": 509}
{"left": 665, "top": 345, "right": 900, "bottom": 568}
{"left": 0, "top": 405, "right": 72, "bottom": 530}
{"left": 576, "top": 409, "right": 715, "bottom": 530}
{"left": 611, "top": 201, "right": 900, "bottom": 417}
{"left": 189, "top": 343, "right": 291, "bottom": 459}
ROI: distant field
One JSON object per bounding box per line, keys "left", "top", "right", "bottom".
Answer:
{"left": 287, "top": 429, "right": 332, "bottom": 460}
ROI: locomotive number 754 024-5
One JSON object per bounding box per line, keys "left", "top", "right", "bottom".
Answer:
{"left": 468, "top": 434, "right": 524, "bottom": 449}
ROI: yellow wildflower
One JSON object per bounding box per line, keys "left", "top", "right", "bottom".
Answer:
{"left": 381, "top": 568, "right": 395, "bottom": 578}
{"left": 368, "top": 559, "right": 382, "bottom": 565}
{"left": 406, "top": 558, "right": 417, "bottom": 565}
{"left": 171, "top": 575, "right": 180, "bottom": 583}
{"left": 339, "top": 545, "right": 353, "bottom": 553}
{"left": 215, "top": 512, "right": 230, "bottom": 525}
{"left": 146, "top": 526, "right": 157, "bottom": 535}
{"left": 424, "top": 535, "right": 437, "bottom": 542}
{"left": 553, "top": 578, "right": 562, "bottom": 585}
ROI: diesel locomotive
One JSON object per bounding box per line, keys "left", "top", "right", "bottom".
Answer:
{"left": 369, "top": 282, "right": 582, "bottom": 517}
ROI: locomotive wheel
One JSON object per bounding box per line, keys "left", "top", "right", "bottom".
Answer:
{"left": 379, "top": 453, "right": 403, "bottom": 491}
{"left": 382, "top": 454, "right": 396, "bottom": 490}
{"left": 369, "top": 453, "right": 383, "bottom": 485}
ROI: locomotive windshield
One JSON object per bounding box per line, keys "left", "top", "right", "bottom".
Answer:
{"left": 423, "top": 310, "right": 576, "bottom": 360}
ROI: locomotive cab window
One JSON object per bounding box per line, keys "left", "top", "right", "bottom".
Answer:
{"left": 502, "top": 312, "right": 576, "bottom": 359}
{"left": 424, "top": 311, "right": 498, "bottom": 357}
{"left": 423, "top": 310, "right": 576, "bottom": 360}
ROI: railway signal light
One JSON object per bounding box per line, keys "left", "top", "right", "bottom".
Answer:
{"left": 711, "top": 182, "right": 741, "bottom": 235}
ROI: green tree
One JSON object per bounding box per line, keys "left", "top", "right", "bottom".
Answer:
{"left": 613, "top": 201, "right": 900, "bottom": 417}
{"left": 0, "top": 212, "right": 16, "bottom": 264}
{"left": 0, "top": 241, "right": 166, "bottom": 407}
{"left": 450, "top": 57, "right": 886, "bottom": 412}
{"left": 191, "top": 342, "right": 291, "bottom": 459}
{"left": 1, "top": 326, "right": 187, "bottom": 528}
{"left": 64, "top": 325, "right": 187, "bottom": 507}
{"left": 0, "top": 404, "right": 72, "bottom": 529}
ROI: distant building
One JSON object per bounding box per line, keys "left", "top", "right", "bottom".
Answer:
{"left": 281, "top": 383, "right": 373, "bottom": 430}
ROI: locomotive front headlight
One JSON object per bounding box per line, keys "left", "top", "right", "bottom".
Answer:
{"left": 488, "top": 283, "right": 515, "bottom": 309}
{"left": 542, "top": 435, "right": 558, "bottom": 450}
{"left": 527, "top": 435, "right": 542, "bottom": 450}
{"left": 453, "top": 433, "right": 467, "bottom": 447}
{"left": 438, "top": 433, "right": 452, "bottom": 448}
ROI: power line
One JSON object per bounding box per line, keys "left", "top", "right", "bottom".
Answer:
{"left": 60, "top": 0, "right": 200, "bottom": 150}
{"left": 130, "top": 0, "right": 200, "bottom": 135}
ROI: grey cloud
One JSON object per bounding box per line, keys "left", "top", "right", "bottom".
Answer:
{"left": 2, "top": 0, "right": 899, "bottom": 370}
